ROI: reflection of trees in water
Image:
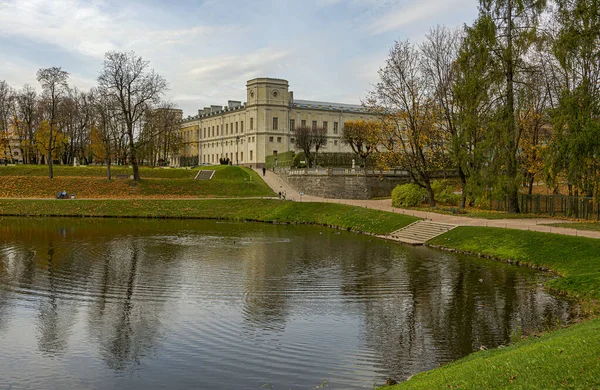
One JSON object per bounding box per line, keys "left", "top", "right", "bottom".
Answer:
{"left": 0, "top": 245, "right": 38, "bottom": 332}
{"left": 86, "top": 237, "right": 170, "bottom": 371}
{"left": 36, "top": 241, "right": 79, "bottom": 355}
{"left": 354, "top": 247, "right": 576, "bottom": 381}
{"left": 0, "top": 219, "right": 175, "bottom": 370}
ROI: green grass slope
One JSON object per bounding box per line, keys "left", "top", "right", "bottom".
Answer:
{"left": 0, "top": 199, "right": 419, "bottom": 235}
{"left": 388, "top": 317, "right": 600, "bottom": 389}
{"left": 0, "top": 165, "right": 275, "bottom": 198}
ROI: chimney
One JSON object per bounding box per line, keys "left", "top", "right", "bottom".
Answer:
{"left": 228, "top": 100, "right": 242, "bottom": 109}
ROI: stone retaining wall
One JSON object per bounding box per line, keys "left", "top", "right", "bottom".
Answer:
{"left": 281, "top": 173, "right": 412, "bottom": 199}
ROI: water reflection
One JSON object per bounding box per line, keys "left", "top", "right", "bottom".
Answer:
{"left": 0, "top": 217, "right": 577, "bottom": 389}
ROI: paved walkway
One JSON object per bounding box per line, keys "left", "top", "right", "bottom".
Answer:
{"left": 256, "top": 169, "right": 600, "bottom": 240}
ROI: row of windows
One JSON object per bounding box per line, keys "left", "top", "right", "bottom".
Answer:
{"left": 202, "top": 151, "right": 252, "bottom": 163}
{"left": 202, "top": 136, "right": 255, "bottom": 149}
{"left": 202, "top": 119, "right": 250, "bottom": 139}
{"left": 271, "top": 137, "right": 340, "bottom": 146}
{"left": 288, "top": 119, "right": 340, "bottom": 134}
{"left": 193, "top": 118, "right": 341, "bottom": 139}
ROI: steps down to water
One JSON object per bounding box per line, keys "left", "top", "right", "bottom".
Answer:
{"left": 387, "top": 220, "right": 457, "bottom": 245}
{"left": 195, "top": 170, "right": 215, "bottom": 180}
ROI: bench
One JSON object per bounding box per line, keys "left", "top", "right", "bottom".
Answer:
{"left": 115, "top": 174, "right": 130, "bottom": 179}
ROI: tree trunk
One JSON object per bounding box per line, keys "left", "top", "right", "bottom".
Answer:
{"left": 505, "top": 0, "right": 520, "bottom": 213}
{"left": 459, "top": 167, "right": 467, "bottom": 209}
{"left": 127, "top": 124, "right": 140, "bottom": 180}
{"left": 106, "top": 157, "right": 112, "bottom": 180}
{"left": 528, "top": 173, "right": 534, "bottom": 195}
{"left": 424, "top": 179, "right": 436, "bottom": 207}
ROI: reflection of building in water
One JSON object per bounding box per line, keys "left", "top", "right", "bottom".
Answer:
{"left": 241, "top": 232, "right": 294, "bottom": 334}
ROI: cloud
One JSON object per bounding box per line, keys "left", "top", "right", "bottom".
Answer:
{"left": 366, "top": 0, "right": 472, "bottom": 35}
{"left": 0, "top": 0, "right": 235, "bottom": 58}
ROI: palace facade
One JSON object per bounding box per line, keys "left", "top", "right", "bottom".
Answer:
{"left": 177, "top": 78, "right": 375, "bottom": 167}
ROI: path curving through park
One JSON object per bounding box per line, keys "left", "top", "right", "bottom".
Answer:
{"left": 256, "top": 168, "right": 600, "bottom": 240}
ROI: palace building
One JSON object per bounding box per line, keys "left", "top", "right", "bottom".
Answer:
{"left": 177, "top": 77, "right": 376, "bottom": 167}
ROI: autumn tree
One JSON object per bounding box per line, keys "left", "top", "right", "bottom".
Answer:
{"left": 342, "top": 119, "right": 380, "bottom": 168}
{"left": 37, "top": 67, "right": 69, "bottom": 178}
{"left": 98, "top": 51, "right": 167, "bottom": 180}
{"left": 368, "top": 40, "right": 450, "bottom": 206}
{"left": 35, "top": 120, "right": 67, "bottom": 162}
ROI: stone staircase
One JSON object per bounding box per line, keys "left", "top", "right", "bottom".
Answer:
{"left": 194, "top": 170, "right": 215, "bottom": 180}
{"left": 388, "top": 220, "right": 457, "bottom": 245}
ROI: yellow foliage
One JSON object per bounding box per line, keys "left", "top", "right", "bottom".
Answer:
{"left": 35, "top": 120, "right": 68, "bottom": 159}
{"left": 89, "top": 126, "right": 107, "bottom": 162}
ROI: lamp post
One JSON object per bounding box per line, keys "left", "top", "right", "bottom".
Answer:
{"left": 236, "top": 135, "right": 240, "bottom": 165}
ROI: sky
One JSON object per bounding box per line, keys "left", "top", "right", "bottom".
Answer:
{"left": 0, "top": 0, "right": 479, "bottom": 117}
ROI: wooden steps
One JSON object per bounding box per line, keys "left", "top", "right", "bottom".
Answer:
{"left": 387, "top": 220, "right": 456, "bottom": 245}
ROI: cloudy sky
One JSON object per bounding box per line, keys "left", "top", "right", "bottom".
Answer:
{"left": 0, "top": 0, "right": 478, "bottom": 116}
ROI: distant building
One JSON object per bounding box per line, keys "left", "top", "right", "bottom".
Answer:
{"left": 177, "top": 78, "right": 376, "bottom": 167}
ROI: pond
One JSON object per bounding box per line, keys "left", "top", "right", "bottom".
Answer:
{"left": 0, "top": 217, "right": 577, "bottom": 389}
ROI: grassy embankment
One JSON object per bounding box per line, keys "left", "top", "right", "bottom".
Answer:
{"left": 384, "top": 227, "right": 600, "bottom": 389}
{"left": 0, "top": 199, "right": 419, "bottom": 236}
{"left": 545, "top": 221, "right": 600, "bottom": 232}
{"left": 408, "top": 206, "right": 544, "bottom": 220}
{"left": 0, "top": 165, "right": 275, "bottom": 198}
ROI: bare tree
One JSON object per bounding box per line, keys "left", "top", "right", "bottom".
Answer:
{"left": 420, "top": 25, "right": 467, "bottom": 206}
{"left": 90, "top": 89, "right": 121, "bottom": 179}
{"left": 98, "top": 51, "right": 167, "bottom": 180}
{"left": 292, "top": 125, "right": 315, "bottom": 167}
{"left": 15, "top": 84, "right": 39, "bottom": 164}
{"left": 369, "top": 40, "right": 449, "bottom": 206}
{"left": 311, "top": 126, "right": 327, "bottom": 168}
{"left": 37, "top": 67, "right": 69, "bottom": 178}
{"left": 138, "top": 103, "right": 182, "bottom": 166}
{"left": 0, "top": 80, "right": 15, "bottom": 163}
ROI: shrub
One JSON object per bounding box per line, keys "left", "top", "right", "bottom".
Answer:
{"left": 292, "top": 152, "right": 308, "bottom": 168}
{"left": 392, "top": 183, "right": 427, "bottom": 207}
{"left": 431, "top": 179, "right": 460, "bottom": 206}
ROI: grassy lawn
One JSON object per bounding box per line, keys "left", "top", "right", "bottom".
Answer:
{"left": 386, "top": 317, "right": 600, "bottom": 389}
{"left": 409, "top": 206, "right": 544, "bottom": 219}
{"left": 382, "top": 226, "right": 600, "bottom": 389}
{"left": 0, "top": 199, "right": 419, "bottom": 235}
{"left": 544, "top": 221, "right": 600, "bottom": 232}
{"left": 0, "top": 165, "right": 275, "bottom": 198}
{"left": 0, "top": 164, "right": 201, "bottom": 178}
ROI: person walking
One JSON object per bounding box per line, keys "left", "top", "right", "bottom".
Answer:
{"left": 262, "top": 167, "right": 266, "bottom": 176}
